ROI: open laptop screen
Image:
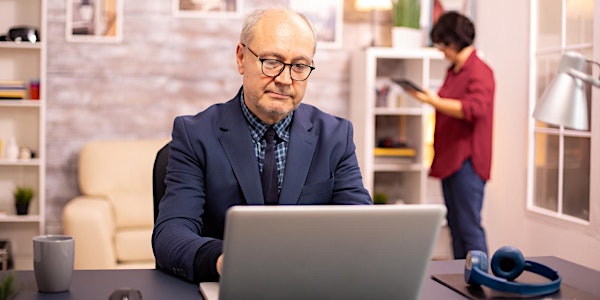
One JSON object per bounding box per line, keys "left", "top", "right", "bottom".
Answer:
{"left": 202, "top": 204, "right": 446, "bottom": 300}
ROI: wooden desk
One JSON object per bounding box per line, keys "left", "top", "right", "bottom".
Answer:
{"left": 426, "top": 256, "right": 600, "bottom": 299}
{"left": 2, "top": 256, "right": 599, "bottom": 299}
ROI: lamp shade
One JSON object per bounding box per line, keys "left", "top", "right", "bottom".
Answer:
{"left": 355, "top": 0, "right": 393, "bottom": 11}
{"left": 532, "top": 51, "right": 589, "bottom": 130}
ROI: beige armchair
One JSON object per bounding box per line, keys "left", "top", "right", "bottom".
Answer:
{"left": 62, "top": 138, "right": 169, "bottom": 269}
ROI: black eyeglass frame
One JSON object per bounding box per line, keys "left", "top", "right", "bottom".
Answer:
{"left": 242, "top": 44, "right": 315, "bottom": 81}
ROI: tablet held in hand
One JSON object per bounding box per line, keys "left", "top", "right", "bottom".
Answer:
{"left": 392, "top": 78, "right": 425, "bottom": 93}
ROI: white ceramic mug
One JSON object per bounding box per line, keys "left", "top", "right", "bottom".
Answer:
{"left": 33, "top": 235, "right": 75, "bottom": 293}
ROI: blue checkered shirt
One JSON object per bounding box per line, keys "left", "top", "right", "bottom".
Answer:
{"left": 240, "top": 94, "right": 292, "bottom": 191}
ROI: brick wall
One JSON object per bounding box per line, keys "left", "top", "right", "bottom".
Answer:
{"left": 44, "top": 0, "right": 379, "bottom": 233}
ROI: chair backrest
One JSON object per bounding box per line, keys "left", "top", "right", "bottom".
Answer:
{"left": 78, "top": 139, "right": 169, "bottom": 230}
{"left": 153, "top": 142, "right": 170, "bottom": 223}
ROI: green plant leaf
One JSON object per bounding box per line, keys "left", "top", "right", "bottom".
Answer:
{"left": 392, "top": 0, "right": 421, "bottom": 29}
{"left": 0, "top": 272, "right": 15, "bottom": 300}
{"left": 13, "top": 186, "right": 34, "bottom": 204}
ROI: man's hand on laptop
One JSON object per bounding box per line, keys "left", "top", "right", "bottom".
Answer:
{"left": 217, "top": 254, "right": 224, "bottom": 276}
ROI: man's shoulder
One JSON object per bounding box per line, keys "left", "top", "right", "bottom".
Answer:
{"left": 293, "top": 104, "right": 354, "bottom": 137}
{"left": 296, "top": 103, "right": 348, "bottom": 124}
{"left": 176, "top": 98, "right": 239, "bottom": 124}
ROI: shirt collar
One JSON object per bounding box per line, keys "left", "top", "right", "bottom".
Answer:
{"left": 450, "top": 49, "right": 478, "bottom": 74}
{"left": 240, "top": 92, "right": 292, "bottom": 142}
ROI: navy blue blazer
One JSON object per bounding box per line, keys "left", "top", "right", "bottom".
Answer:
{"left": 152, "top": 90, "right": 372, "bottom": 282}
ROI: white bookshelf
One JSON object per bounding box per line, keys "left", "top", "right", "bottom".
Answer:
{"left": 350, "top": 47, "right": 446, "bottom": 203}
{"left": 350, "top": 47, "right": 451, "bottom": 259}
{"left": 0, "top": 0, "right": 47, "bottom": 270}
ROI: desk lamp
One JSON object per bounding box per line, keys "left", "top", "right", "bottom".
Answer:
{"left": 532, "top": 51, "right": 600, "bottom": 130}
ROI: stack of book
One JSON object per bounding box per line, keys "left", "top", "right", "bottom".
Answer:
{"left": 0, "top": 81, "right": 26, "bottom": 99}
{"left": 374, "top": 147, "right": 416, "bottom": 157}
{"left": 374, "top": 147, "right": 417, "bottom": 165}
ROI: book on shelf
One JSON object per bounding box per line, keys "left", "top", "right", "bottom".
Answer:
{"left": 0, "top": 81, "right": 26, "bottom": 99}
{"left": 374, "top": 147, "right": 416, "bottom": 157}
{"left": 374, "top": 156, "right": 415, "bottom": 166}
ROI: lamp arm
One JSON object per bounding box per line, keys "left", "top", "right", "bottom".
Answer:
{"left": 567, "top": 68, "right": 600, "bottom": 88}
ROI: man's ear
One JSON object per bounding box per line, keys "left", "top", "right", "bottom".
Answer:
{"left": 235, "top": 43, "right": 245, "bottom": 75}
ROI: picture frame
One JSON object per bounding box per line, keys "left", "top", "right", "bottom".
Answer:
{"left": 289, "top": 0, "right": 343, "bottom": 49}
{"left": 431, "top": 0, "right": 475, "bottom": 25}
{"left": 422, "top": 0, "right": 474, "bottom": 46}
{"left": 173, "top": 0, "right": 242, "bottom": 18}
{"left": 66, "top": 0, "right": 123, "bottom": 43}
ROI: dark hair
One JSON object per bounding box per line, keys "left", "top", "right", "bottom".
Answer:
{"left": 430, "top": 11, "right": 475, "bottom": 51}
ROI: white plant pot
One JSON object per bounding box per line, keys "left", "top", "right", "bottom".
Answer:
{"left": 392, "top": 27, "right": 423, "bottom": 48}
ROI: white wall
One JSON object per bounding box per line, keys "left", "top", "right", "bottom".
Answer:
{"left": 475, "top": 0, "right": 529, "bottom": 256}
{"left": 44, "top": 0, "right": 600, "bottom": 270}
{"left": 476, "top": 0, "right": 600, "bottom": 270}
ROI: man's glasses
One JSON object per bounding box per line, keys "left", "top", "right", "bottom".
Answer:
{"left": 242, "top": 44, "right": 315, "bottom": 81}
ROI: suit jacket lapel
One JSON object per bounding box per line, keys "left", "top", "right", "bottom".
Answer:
{"left": 279, "top": 106, "right": 317, "bottom": 205}
{"left": 217, "top": 96, "right": 264, "bottom": 205}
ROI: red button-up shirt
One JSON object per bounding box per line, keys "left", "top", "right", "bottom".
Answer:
{"left": 430, "top": 50, "right": 495, "bottom": 180}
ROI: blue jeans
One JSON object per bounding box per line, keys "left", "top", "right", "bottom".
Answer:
{"left": 441, "top": 159, "right": 488, "bottom": 259}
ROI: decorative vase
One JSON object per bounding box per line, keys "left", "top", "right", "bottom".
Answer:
{"left": 392, "top": 26, "right": 423, "bottom": 48}
{"left": 15, "top": 202, "right": 29, "bottom": 215}
{"left": 6, "top": 136, "right": 19, "bottom": 161}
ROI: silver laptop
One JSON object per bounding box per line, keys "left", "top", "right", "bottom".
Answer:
{"left": 200, "top": 204, "right": 446, "bottom": 300}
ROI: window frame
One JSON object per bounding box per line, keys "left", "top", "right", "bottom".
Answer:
{"left": 526, "top": 0, "right": 595, "bottom": 225}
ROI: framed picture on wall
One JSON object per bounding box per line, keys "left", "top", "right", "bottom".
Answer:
{"left": 421, "top": 0, "right": 474, "bottom": 46}
{"left": 431, "top": 0, "right": 475, "bottom": 25}
{"left": 66, "top": 0, "right": 123, "bottom": 43}
{"left": 289, "top": 0, "right": 343, "bottom": 49}
{"left": 173, "top": 0, "right": 242, "bottom": 18}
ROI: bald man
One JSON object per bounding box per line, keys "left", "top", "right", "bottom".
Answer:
{"left": 152, "top": 8, "right": 372, "bottom": 283}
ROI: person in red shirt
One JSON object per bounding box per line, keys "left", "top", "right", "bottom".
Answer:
{"left": 408, "top": 11, "right": 495, "bottom": 259}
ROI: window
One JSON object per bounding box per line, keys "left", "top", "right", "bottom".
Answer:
{"left": 527, "top": 0, "right": 594, "bottom": 223}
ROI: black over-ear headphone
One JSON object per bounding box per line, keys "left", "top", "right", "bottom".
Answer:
{"left": 464, "top": 246, "right": 561, "bottom": 296}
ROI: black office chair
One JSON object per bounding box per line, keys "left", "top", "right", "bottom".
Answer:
{"left": 152, "top": 142, "right": 170, "bottom": 270}
{"left": 152, "top": 142, "right": 170, "bottom": 223}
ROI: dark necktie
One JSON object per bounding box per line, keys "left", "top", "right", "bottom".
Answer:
{"left": 261, "top": 127, "right": 278, "bottom": 205}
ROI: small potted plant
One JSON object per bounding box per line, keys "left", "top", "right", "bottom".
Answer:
{"left": 13, "top": 186, "right": 34, "bottom": 215}
{"left": 391, "top": 0, "right": 422, "bottom": 48}
{"left": 0, "top": 272, "right": 15, "bottom": 300}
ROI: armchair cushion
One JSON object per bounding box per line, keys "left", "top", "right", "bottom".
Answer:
{"left": 63, "top": 138, "right": 169, "bottom": 269}
{"left": 115, "top": 228, "right": 155, "bottom": 262}
{"left": 78, "top": 139, "right": 161, "bottom": 195}
{"left": 62, "top": 196, "right": 116, "bottom": 269}
{"left": 106, "top": 192, "right": 153, "bottom": 229}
